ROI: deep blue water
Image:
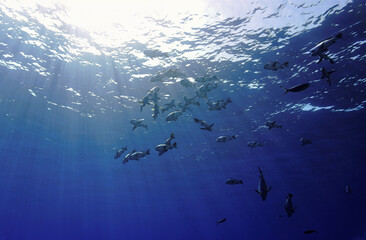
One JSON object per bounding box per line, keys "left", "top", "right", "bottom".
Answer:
{"left": 0, "top": 0, "right": 365, "bottom": 239}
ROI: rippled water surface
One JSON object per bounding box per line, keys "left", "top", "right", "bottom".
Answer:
{"left": 0, "top": 0, "right": 365, "bottom": 239}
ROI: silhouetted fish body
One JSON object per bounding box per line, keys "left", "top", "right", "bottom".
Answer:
{"left": 281, "top": 83, "right": 310, "bottom": 93}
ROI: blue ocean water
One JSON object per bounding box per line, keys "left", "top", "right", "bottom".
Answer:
{"left": 0, "top": 0, "right": 365, "bottom": 239}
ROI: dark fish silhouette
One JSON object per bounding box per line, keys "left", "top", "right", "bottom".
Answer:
{"left": 304, "top": 230, "right": 317, "bottom": 234}
{"left": 216, "top": 218, "right": 226, "bottom": 224}
{"left": 281, "top": 83, "right": 310, "bottom": 94}
{"left": 321, "top": 68, "right": 335, "bottom": 86}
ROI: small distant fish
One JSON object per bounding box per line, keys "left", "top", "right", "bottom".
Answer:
{"left": 162, "top": 99, "right": 176, "bottom": 113}
{"left": 166, "top": 110, "right": 183, "bottom": 122}
{"left": 179, "top": 79, "right": 195, "bottom": 88}
{"left": 281, "top": 83, "right": 310, "bottom": 93}
{"left": 152, "top": 103, "right": 160, "bottom": 121}
{"left": 216, "top": 135, "right": 238, "bottom": 143}
{"left": 321, "top": 67, "right": 335, "bottom": 86}
{"left": 216, "top": 218, "right": 226, "bottom": 224}
{"left": 301, "top": 138, "right": 312, "bottom": 146}
{"left": 130, "top": 119, "right": 148, "bottom": 131}
{"left": 155, "top": 133, "right": 177, "bottom": 156}
{"left": 194, "top": 118, "right": 214, "bottom": 131}
{"left": 264, "top": 61, "right": 289, "bottom": 71}
{"left": 285, "top": 193, "right": 296, "bottom": 217}
{"left": 195, "top": 75, "right": 217, "bottom": 83}
{"left": 207, "top": 98, "right": 232, "bottom": 111}
{"left": 143, "top": 49, "right": 169, "bottom": 58}
{"left": 344, "top": 185, "right": 352, "bottom": 194}
{"left": 225, "top": 178, "right": 243, "bottom": 185}
{"left": 114, "top": 146, "right": 127, "bottom": 159}
{"left": 304, "top": 230, "right": 317, "bottom": 234}
{"left": 256, "top": 167, "right": 271, "bottom": 201}
{"left": 248, "top": 141, "right": 263, "bottom": 148}
{"left": 265, "top": 121, "right": 282, "bottom": 130}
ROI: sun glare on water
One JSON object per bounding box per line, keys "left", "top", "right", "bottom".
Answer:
{"left": 34, "top": 0, "right": 208, "bottom": 31}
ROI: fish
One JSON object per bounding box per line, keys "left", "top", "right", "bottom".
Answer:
{"left": 321, "top": 68, "right": 335, "bottom": 86}
{"left": 285, "top": 193, "right": 296, "bottom": 217}
{"left": 162, "top": 99, "right": 176, "bottom": 113}
{"left": 179, "top": 78, "right": 195, "bottom": 88}
{"left": 195, "top": 75, "right": 217, "bottom": 83}
{"left": 281, "top": 83, "right": 310, "bottom": 93}
{"left": 196, "top": 82, "right": 218, "bottom": 98}
{"left": 129, "top": 149, "right": 150, "bottom": 160}
{"left": 317, "top": 52, "right": 334, "bottom": 64}
{"left": 114, "top": 146, "right": 127, "bottom": 159}
{"left": 139, "top": 95, "right": 151, "bottom": 112}
{"left": 344, "top": 185, "right": 352, "bottom": 194}
{"left": 151, "top": 68, "right": 186, "bottom": 82}
{"left": 304, "top": 230, "right": 317, "bottom": 234}
{"left": 123, "top": 149, "right": 136, "bottom": 164}
{"left": 216, "top": 135, "right": 238, "bottom": 143}
{"left": 194, "top": 118, "right": 214, "bottom": 131}
{"left": 225, "top": 178, "right": 243, "bottom": 185}
{"left": 311, "top": 33, "right": 342, "bottom": 57}
{"left": 130, "top": 119, "right": 148, "bottom": 131}
{"left": 301, "top": 138, "right": 312, "bottom": 146}
{"left": 143, "top": 49, "right": 169, "bottom": 58}
{"left": 264, "top": 61, "right": 289, "bottom": 71}
{"left": 256, "top": 167, "right": 271, "bottom": 201}
{"left": 265, "top": 121, "right": 282, "bottom": 130}
{"left": 248, "top": 141, "right": 263, "bottom": 148}
{"left": 207, "top": 98, "right": 232, "bottom": 111}
{"left": 152, "top": 103, "right": 160, "bottom": 121}
{"left": 216, "top": 218, "right": 226, "bottom": 224}
{"left": 166, "top": 111, "right": 183, "bottom": 122}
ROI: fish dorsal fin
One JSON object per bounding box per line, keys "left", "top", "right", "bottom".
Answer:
{"left": 267, "top": 186, "right": 272, "bottom": 192}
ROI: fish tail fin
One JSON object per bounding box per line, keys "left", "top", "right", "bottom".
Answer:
{"left": 146, "top": 149, "right": 150, "bottom": 155}
{"left": 239, "top": 180, "right": 243, "bottom": 184}
{"left": 329, "top": 70, "right": 335, "bottom": 75}
{"left": 280, "top": 86, "right": 288, "bottom": 94}
{"left": 336, "top": 33, "right": 342, "bottom": 39}
{"left": 317, "top": 56, "right": 323, "bottom": 64}
{"left": 283, "top": 62, "right": 289, "bottom": 67}
{"left": 170, "top": 133, "right": 175, "bottom": 139}
{"left": 267, "top": 186, "right": 272, "bottom": 192}
{"left": 173, "top": 142, "right": 177, "bottom": 148}
{"left": 327, "top": 55, "right": 335, "bottom": 64}
{"left": 258, "top": 167, "right": 263, "bottom": 174}
{"left": 194, "top": 118, "right": 200, "bottom": 123}
{"left": 321, "top": 69, "right": 326, "bottom": 79}
{"left": 288, "top": 193, "right": 293, "bottom": 198}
